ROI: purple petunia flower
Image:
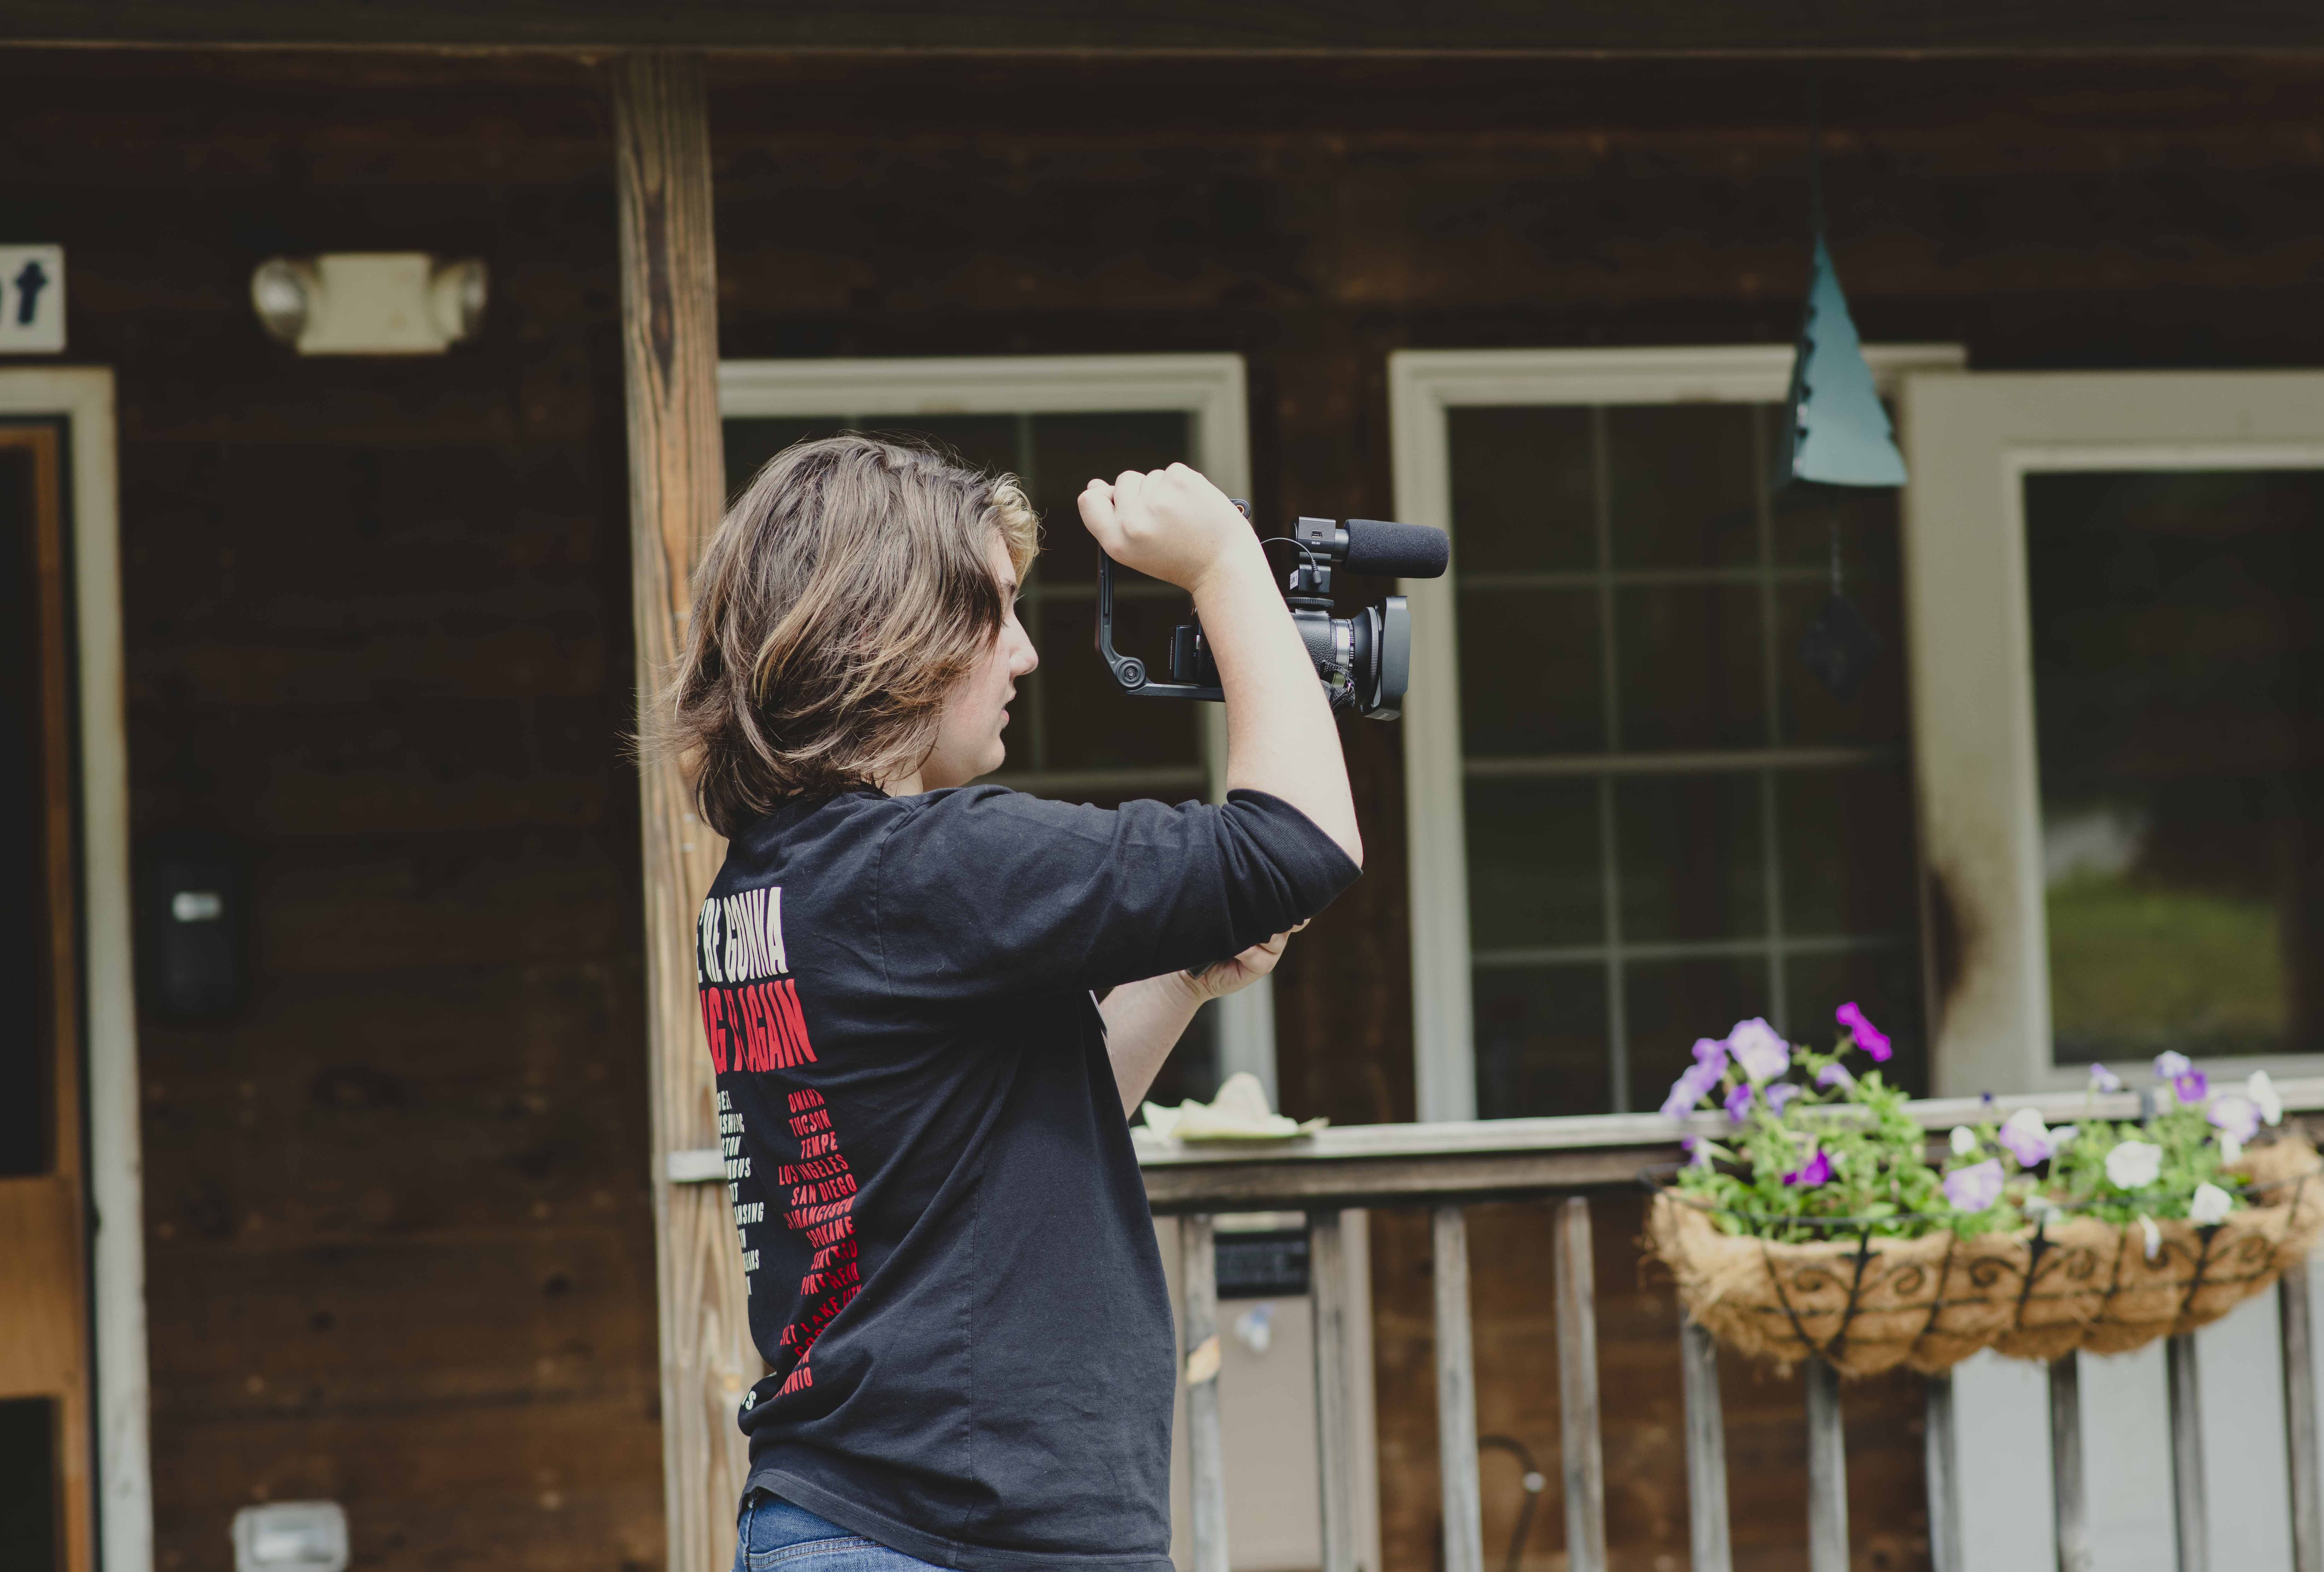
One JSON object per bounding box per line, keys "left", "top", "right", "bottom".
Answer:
{"left": 1660, "top": 1059, "right": 1723, "bottom": 1120}
{"left": 1725, "top": 1081, "right": 1755, "bottom": 1124}
{"left": 1727, "top": 1018, "right": 1791, "bottom": 1084}
{"left": 1817, "top": 1063, "right": 1855, "bottom": 1092}
{"left": 1997, "top": 1108, "right": 2055, "bottom": 1168}
{"left": 1783, "top": 1148, "right": 1833, "bottom": 1187}
{"left": 2175, "top": 1069, "right": 2210, "bottom": 1105}
{"left": 1835, "top": 1001, "right": 1892, "bottom": 1062}
{"left": 2154, "top": 1051, "right": 2192, "bottom": 1081}
{"left": 1766, "top": 1083, "right": 1801, "bottom": 1115}
{"left": 1692, "top": 1037, "right": 1729, "bottom": 1072}
{"left": 2209, "top": 1094, "right": 2262, "bottom": 1144}
{"left": 1943, "top": 1158, "right": 2005, "bottom": 1212}
{"left": 2090, "top": 1063, "right": 2123, "bottom": 1093}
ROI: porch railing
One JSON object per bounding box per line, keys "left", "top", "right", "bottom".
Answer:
{"left": 1137, "top": 1080, "right": 2324, "bottom": 1572}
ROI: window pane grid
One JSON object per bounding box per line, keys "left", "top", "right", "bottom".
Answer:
{"left": 1453, "top": 400, "right": 1915, "bottom": 1117}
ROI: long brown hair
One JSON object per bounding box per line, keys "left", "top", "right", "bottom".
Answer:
{"left": 651, "top": 434, "right": 1039, "bottom": 836}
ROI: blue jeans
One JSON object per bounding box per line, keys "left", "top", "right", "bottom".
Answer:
{"left": 733, "top": 1491, "right": 945, "bottom": 1572}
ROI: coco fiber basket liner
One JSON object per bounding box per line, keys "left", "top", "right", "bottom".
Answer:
{"left": 1645, "top": 1135, "right": 2324, "bottom": 1377}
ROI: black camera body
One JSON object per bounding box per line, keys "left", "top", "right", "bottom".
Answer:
{"left": 1096, "top": 505, "right": 1449, "bottom": 721}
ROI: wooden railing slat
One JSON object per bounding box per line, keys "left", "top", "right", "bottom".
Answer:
{"left": 1924, "top": 1373, "right": 1961, "bottom": 1572}
{"left": 2048, "top": 1355, "right": 2093, "bottom": 1572}
{"left": 1433, "top": 1205, "right": 1485, "bottom": 1572}
{"left": 2169, "top": 1332, "right": 2209, "bottom": 1572}
{"left": 1679, "top": 1319, "right": 1733, "bottom": 1572}
{"left": 1180, "top": 1215, "right": 1228, "bottom": 1572}
{"left": 2285, "top": 1267, "right": 2323, "bottom": 1572}
{"left": 1804, "top": 1358, "right": 1848, "bottom": 1572}
{"left": 1553, "top": 1198, "right": 1608, "bottom": 1572}
{"left": 1308, "top": 1209, "right": 1360, "bottom": 1572}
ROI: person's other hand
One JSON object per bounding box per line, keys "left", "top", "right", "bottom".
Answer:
{"left": 1077, "top": 463, "right": 1256, "bottom": 594}
{"left": 1182, "top": 921, "right": 1307, "bottom": 1001}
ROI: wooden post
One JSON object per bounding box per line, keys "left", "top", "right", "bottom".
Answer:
{"left": 1804, "top": 1358, "right": 1848, "bottom": 1572}
{"left": 1679, "top": 1320, "right": 1733, "bottom": 1572}
{"left": 1309, "top": 1210, "right": 1360, "bottom": 1572}
{"left": 1433, "top": 1205, "right": 1485, "bottom": 1572}
{"left": 2284, "top": 1268, "right": 2323, "bottom": 1572}
{"left": 1553, "top": 1199, "right": 1608, "bottom": 1572}
{"left": 2169, "top": 1332, "right": 2210, "bottom": 1572}
{"left": 614, "top": 52, "right": 751, "bottom": 1572}
{"left": 1923, "top": 1373, "right": 1961, "bottom": 1572}
{"left": 2048, "top": 1356, "right": 2093, "bottom": 1572}
{"left": 1181, "top": 1216, "right": 1228, "bottom": 1572}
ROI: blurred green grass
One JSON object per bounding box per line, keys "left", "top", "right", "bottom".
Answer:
{"left": 2047, "top": 874, "right": 2285, "bottom": 1060}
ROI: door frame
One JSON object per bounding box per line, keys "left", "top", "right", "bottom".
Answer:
{"left": 0, "top": 368, "right": 149, "bottom": 1572}
{"left": 1897, "top": 369, "right": 2324, "bottom": 1095}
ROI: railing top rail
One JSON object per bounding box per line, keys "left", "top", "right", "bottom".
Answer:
{"left": 1134, "top": 1075, "right": 2324, "bottom": 1214}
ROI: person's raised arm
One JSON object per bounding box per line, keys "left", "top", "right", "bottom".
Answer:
{"left": 1077, "top": 466, "right": 1362, "bottom": 868}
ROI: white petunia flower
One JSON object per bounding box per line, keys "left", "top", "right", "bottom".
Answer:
{"left": 1950, "top": 1125, "right": 1978, "bottom": 1157}
{"left": 2219, "top": 1132, "right": 2244, "bottom": 1167}
{"left": 2141, "top": 1215, "right": 2161, "bottom": 1261}
{"left": 2106, "top": 1139, "right": 2163, "bottom": 1190}
{"left": 2250, "top": 1070, "right": 2284, "bottom": 1127}
{"left": 2190, "top": 1183, "right": 2234, "bottom": 1225}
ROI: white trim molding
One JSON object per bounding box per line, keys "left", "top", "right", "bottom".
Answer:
{"left": 1387, "top": 344, "right": 1966, "bottom": 1122}
{"left": 1898, "top": 370, "right": 2324, "bottom": 1095}
{"left": 0, "top": 368, "right": 149, "bottom": 1572}
{"left": 715, "top": 354, "right": 1285, "bottom": 1097}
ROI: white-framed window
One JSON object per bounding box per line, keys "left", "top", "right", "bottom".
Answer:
{"left": 716, "top": 353, "right": 1272, "bottom": 1105}
{"left": 1389, "top": 345, "right": 1965, "bottom": 1121}
{"left": 1899, "top": 370, "right": 2324, "bottom": 1094}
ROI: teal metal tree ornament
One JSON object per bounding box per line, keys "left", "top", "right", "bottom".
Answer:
{"left": 1783, "top": 235, "right": 1906, "bottom": 488}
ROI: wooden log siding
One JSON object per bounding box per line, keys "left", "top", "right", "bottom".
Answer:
{"left": 1141, "top": 1090, "right": 2324, "bottom": 1572}
{"left": 614, "top": 52, "right": 754, "bottom": 1572}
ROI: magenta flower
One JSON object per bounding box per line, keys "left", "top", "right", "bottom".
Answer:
{"left": 1943, "top": 1158, "right": 2005, "bottom": 1212}
{"left": 2209, "top": 1094, "right": 2262, "bottom": 1144}
{"left": 1783, "top": 1148, "right": 1833, "bottom": 1187}
{"left": 1835, "top": 1001, "right": 1892, "bottom": 1062}
{"left": 1724, "top": 1081, "right": 1755, "bottom": 1124}
{"left": 2090, "top": 1063, "right": 2123, "bottom": 1093}
{"left": 1817, "top": 1063, "right": 1855, "bottom": 1092}
{"left": 1727, "top": 1018, "right": 1791, "bottom": 1083}
{"left": 1766, "top": 1083, "right": 1801, "bottom": 1115}
{"left": 1692, "top": 1036, "right": 1729, "bottom": 1072}
{"left": 1660, "top": 1060, "right": 1722, "bottom": 1120}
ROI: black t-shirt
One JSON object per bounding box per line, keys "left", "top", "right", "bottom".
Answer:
{"left": 696, "top": 784, "right": 1360, "bottom": 1571}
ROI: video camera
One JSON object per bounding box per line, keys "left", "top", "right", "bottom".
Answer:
{"left": 1096, "top": 503, "right": 1450, "bottom": 721}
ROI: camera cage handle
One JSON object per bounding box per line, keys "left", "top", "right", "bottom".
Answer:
{"left": 1095, "top": 496, "right": 1267, "bottom": 702}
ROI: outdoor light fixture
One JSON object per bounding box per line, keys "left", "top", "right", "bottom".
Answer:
{"left": 231, "top": 1502, "right": 349, "bottom": 1572}
{"left": 250, "top": 253, "right": 487, "bottom": 355}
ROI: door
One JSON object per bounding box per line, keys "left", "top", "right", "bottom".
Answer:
{"left": 1900, "top": 370, "right": 2324, "bottom": 1097}
{"left": 0, "top": 419, "right": 94, "bottom": 1572}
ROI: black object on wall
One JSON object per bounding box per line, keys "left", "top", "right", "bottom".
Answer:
{"left": 135, "top": 833, "right": 248, "bottom": 1021}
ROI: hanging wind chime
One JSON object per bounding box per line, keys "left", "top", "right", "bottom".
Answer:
{"left": 1784, "top": 94, "right": 1906, "bottom": 701}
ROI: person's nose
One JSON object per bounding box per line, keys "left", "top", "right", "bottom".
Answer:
{"left": 1010, "top": 622, "right": 1039, "bottom": 678}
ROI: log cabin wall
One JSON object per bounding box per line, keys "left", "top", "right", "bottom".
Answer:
{"left": 0, "top": 52, "right": 664, "bottom": 1572}
{"left": 12, "top": 43, "right": 2324, "bottom": 1572}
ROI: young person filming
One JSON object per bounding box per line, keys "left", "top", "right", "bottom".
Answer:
{"left": 661, "top": 437, "right": 1363, "bottom": 1572}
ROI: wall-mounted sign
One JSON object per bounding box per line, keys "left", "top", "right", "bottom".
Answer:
{"left": 0, "top": 247, "right": 66, "bottom": 354}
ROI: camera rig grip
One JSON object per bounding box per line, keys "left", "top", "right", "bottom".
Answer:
{"left": 1096, "top": 547, "right": 1223, "bottom": 701}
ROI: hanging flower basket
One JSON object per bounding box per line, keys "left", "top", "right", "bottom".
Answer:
{"left": 1638, "top": 1010, "right": 2324, "bottom": 1374}
{"left": 1648, "top": 1136, "right": 2322, "bottom": 1377}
